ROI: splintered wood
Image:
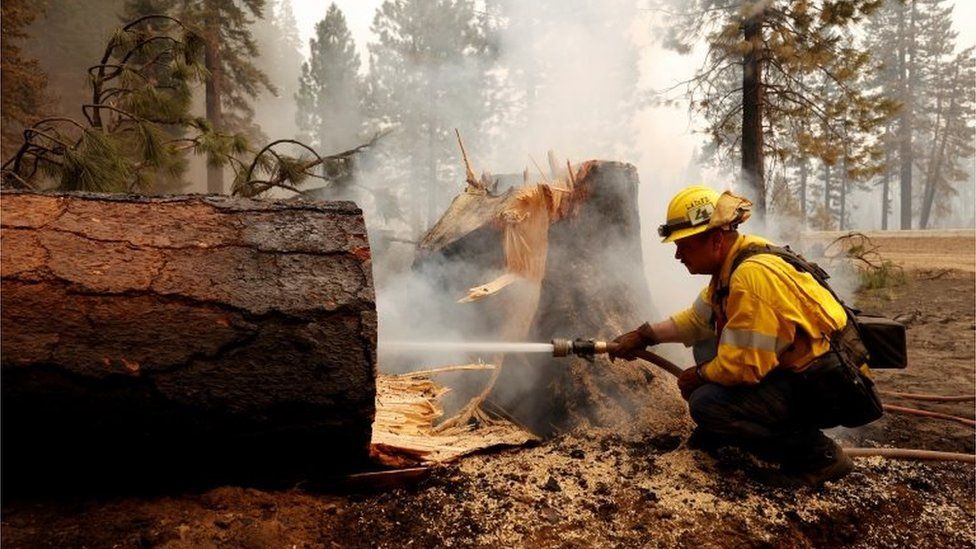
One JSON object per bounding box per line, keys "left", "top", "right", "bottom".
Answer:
{"left": 370, "top": 367, "right": 537, "bottom": 467}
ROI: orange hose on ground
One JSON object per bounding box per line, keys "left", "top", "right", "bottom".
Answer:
{"left": 844, "top": 447, "right": 975, "bottom": 463}
{"left": 878, "top": 390, "right": 976, "bottom": 402}
{"left": 883, "top": 404, "right": 976, "bottom": 427}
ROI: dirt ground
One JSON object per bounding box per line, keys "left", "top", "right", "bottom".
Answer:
{"left": 3, "top": 231, "right": 975, "bottom": 548}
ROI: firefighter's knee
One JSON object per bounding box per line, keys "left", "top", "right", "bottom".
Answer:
{"left": 687, "top": 383, "right": 731, "bottom": 430}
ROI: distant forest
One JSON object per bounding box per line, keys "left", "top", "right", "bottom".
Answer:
{"left": 2, "top": 0, "right": 973, "bottom": 235}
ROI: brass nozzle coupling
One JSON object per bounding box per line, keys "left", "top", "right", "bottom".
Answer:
{"left": 551, "top": 338, "right": 611, "bottom": 358}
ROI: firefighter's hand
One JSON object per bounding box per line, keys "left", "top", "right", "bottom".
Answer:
{"left": 677, "top": 365, "right": 706, "bottom": 401}
{"left": 609, "top": 322, "right": 658, "bottom": 361}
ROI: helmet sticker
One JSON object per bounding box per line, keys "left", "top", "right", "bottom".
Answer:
{"left": 687, "top": 203, "right": 713, "bottom": 226}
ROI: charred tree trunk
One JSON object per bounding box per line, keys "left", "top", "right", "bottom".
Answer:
{"left": 516, "top": 162, "right": 684, "bottom": 435}
{"left": 414, "top": 162, "right": 687, "bottom": 437}
{"left": 1, "top": 191, "right": 377, "bottom": 492}
{"left": 742, "top": 11, "right": 766, "bottom": 218}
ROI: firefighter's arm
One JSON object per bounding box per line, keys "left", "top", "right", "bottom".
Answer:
{"left": 668, "top": 287, "right": 714, "bottom": 345}
{"left": 700, "top": 269, "right": 795, "bottom": 385}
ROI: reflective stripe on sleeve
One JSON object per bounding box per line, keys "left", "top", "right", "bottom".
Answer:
{"left": 720, "top": 328, "right": 790, "bottom": 354}
{"left": 692, "top": 294, "right": 711, "bottom": 321}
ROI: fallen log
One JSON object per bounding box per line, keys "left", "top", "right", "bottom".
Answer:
{"left": 0, "top": 191, "right": 377, "bottom": 491}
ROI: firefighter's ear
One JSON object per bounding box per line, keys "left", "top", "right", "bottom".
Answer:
{"left": 709, "top": 229, "right": 725, "bottom": 250}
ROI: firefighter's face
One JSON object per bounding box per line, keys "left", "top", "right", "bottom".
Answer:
{"left": 674, "top": 230, "right": 724, "bottom": 275}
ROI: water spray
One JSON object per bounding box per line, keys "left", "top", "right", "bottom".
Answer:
{"left": 381, "top": 338, "right": 684, "bottom": 377}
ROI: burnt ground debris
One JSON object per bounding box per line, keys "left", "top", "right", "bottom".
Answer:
{"left": 2, "top": 270, "right": 975, "bottom": 547}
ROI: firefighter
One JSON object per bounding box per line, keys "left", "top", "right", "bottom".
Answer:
{"left": 611, "top": 185, "right": 881, "bottom": 486}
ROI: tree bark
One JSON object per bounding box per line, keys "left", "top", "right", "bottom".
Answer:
{"left": 741, "top": 11, "right": 765, "bottom": 218}
{"left": 1, "top": 191, "right": 377, "bottom": 492}
{"left": 205, "top": 5, "right": 224, "bottom": 194}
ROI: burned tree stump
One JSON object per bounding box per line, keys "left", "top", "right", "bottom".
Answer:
{"left": 1, "top": 191, "right": 377, "bottom": 491}
{"left": 416, "top": 161, "right": 688, "bottom": 436}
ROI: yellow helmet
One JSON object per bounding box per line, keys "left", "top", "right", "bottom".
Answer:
{"left": 658, "top": 186, "right": 753, "bottom": 243}
{"left": 658, "top": 185, "right": 721, "bottom": 243}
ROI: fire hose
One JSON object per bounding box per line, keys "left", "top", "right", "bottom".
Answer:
{"left": 550, "top": 337, "right": 975, "bottom": 464}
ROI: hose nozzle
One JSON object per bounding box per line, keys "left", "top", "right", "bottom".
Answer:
{"left": 551, "top": 338, "right": 611, "bottom": 358}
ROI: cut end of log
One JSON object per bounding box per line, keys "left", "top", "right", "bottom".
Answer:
{"left": 1, "top": 191, "right": 378, "bottom": 493}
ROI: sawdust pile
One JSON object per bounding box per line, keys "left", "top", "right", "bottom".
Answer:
{"left": 370, "top": 368, "right": 538, "bottom": 467}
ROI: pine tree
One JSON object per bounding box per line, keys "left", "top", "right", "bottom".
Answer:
{"left": 366, "top": 0, "right": 494, "bottom": 235}
{"left": 295, "top": 3, "right": 364, "bottom": 154}
{"left": 252, "top": 0, "right": 304, "bottom": 141}
{"left": 121, "top": 0, "right": 276, "bottom": 193}
{"left": 864, "top": 0, "right": 975, "bottom": 229}
{"left": 655, "top": 0, "right": 894, "bottom": 221}
{"left": 918, "top": 46, "right": 975, "bottom": 228}
{"left": 1, "top": 0, "right": 51, "bottom": 159}
{"left": 2, "top": 15, "right": 213, "bottom": 192}
{"left": 175, "top": 0, "right": 275, "bottom": 193}
{"left": 2, "top": 13, "right": 377, "bottom": 199}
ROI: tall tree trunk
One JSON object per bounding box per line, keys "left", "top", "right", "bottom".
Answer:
{"left": 919, "top": 93, "right": 943, "bottom": 229}
{"left": 882, "top": 142, "right": 891, "bottom": 230}
{"left": 823, "top": 162, "right": 831, "bottom": 229}
{"left": 741, "top": 11, "right": 765, "bottom": 218}
{"left": 840, "top": 152, "right": 847, "bottom": 230}
{"left": 898, "top": 0, "right": 917, "bottom": 229}
{"left": 799, "top": 157, "right": 808, "bottom": 226}
{"left": 204, "top": 6, "right": 224, "bottom": 195}
{"left": 920, "top": 82, "right": 956, "bottom": 229}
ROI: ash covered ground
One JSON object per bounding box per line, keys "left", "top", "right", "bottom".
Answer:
{"left": 3, "top": 266, "right": 974, "bottom": 548}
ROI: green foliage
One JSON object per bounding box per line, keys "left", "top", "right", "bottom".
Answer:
{"left": 0, "top": 14, "right": 243, "bottom": 193}
{"left": 827, "top": 232, "right": 906, "bottom": 289}
{"left": 61, "top": 130, "right": 132, "bottom": 192}
{"left": 3, "top": 11, "right": 373, "bottom": 199}
{"left": 654, "top": 0, "right": 894, "bottom": 226}
{"left": 174, "top": 0, "right": 276, "bottom": 140}
{"left": 857, "top": 259, "right": 907, "bottom": 289}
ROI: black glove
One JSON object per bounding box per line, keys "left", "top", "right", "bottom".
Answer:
{"left": 677, "top": 365, "right": 707, "bottom": 401}
{"left": 609, "top": 322, "right": 658, "bottom": 361}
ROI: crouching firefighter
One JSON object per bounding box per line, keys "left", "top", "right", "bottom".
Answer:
{"left": 611, "top": 185, "right": 884, "bottom": 486}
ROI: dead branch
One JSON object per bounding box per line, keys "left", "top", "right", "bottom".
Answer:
{"left": 454, "top": 128, "right": 480, "bottom": 189}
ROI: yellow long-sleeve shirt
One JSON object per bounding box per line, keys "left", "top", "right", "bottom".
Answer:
{"left": 670, "top": 234, "right": 849, "bottom": 385}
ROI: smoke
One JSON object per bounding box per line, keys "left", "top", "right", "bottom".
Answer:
{"left": 356, "top": 0, "right": 714, "bottom": 383}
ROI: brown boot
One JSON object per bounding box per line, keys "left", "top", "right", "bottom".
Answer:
{"left": 792, "top": 441, "right": 854, "bottom": 487}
